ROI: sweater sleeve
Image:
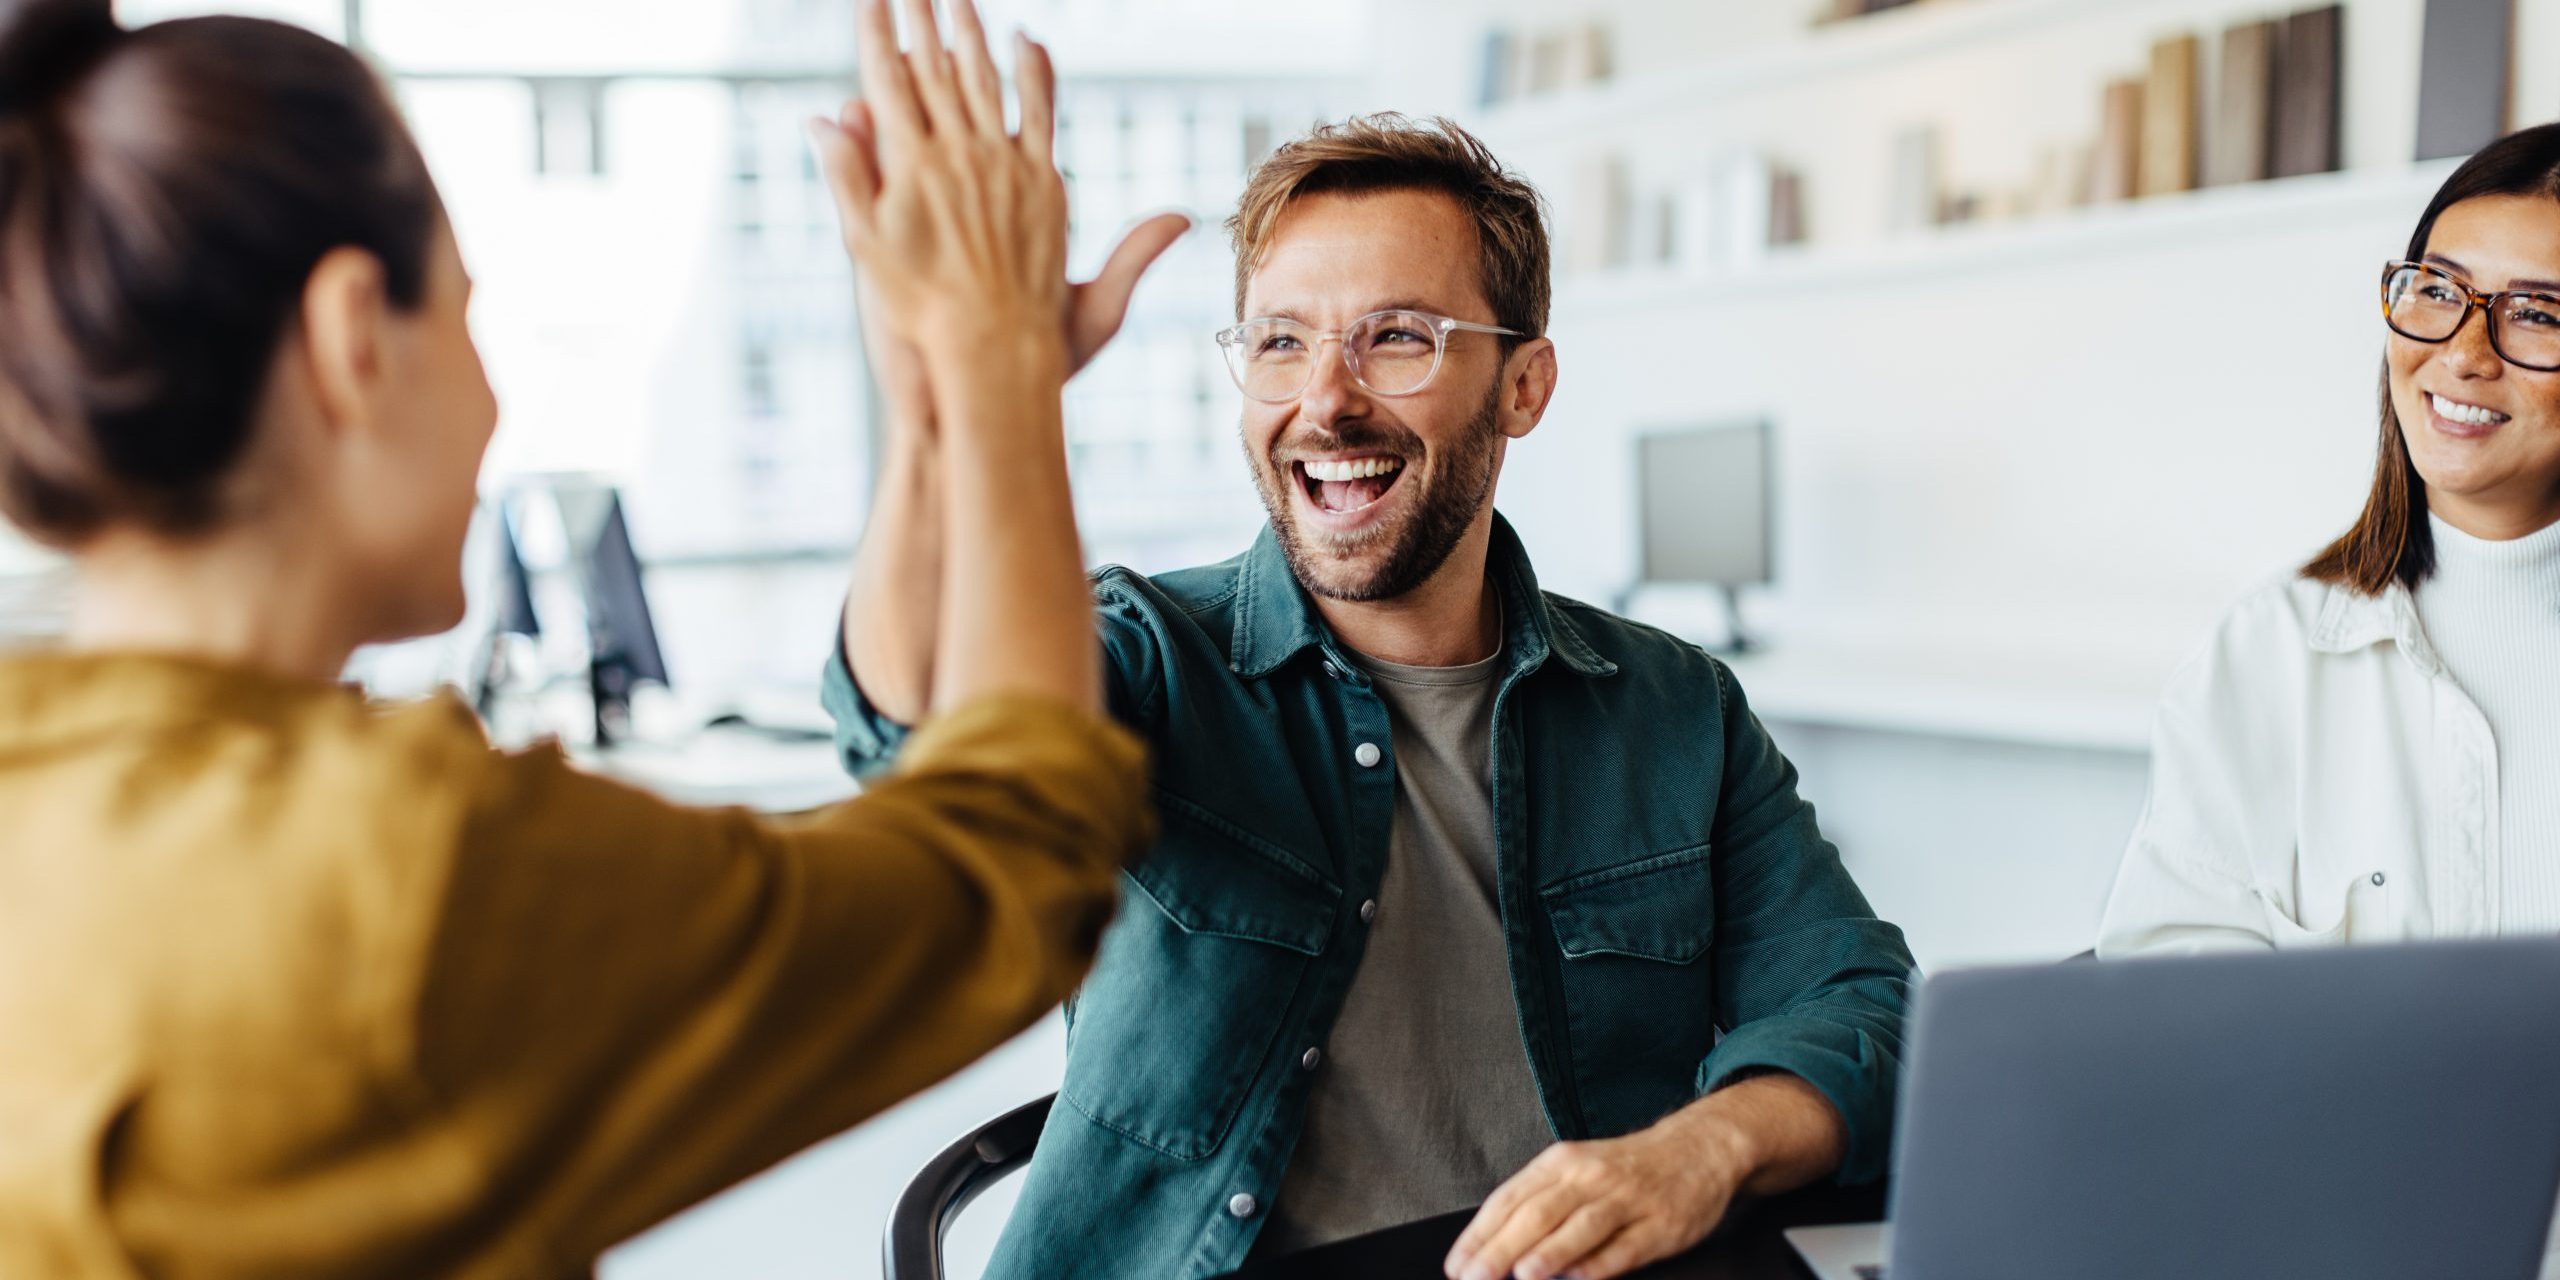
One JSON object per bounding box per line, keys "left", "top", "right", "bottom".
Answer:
{"left": 2097, "top": 596, "right": 2299, "bottom": 957}
{"left": 401, "top": 693, "right": 1151, "bottom": 1267}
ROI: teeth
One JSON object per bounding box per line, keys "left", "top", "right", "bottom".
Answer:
{"left": 1300, "top": 457, "right": 1404, "bottom": 482}
{"left": 2432, "top": 393, "right": 2508, "bottom": 426}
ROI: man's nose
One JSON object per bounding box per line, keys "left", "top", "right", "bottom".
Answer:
{"left": 1294, "top": 337, "right": 1370, "bottom": 427}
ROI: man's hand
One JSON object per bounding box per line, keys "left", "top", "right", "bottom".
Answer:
{"left": 1444, "top": 1075, "right": 1847, "bottom": 1280}
{"left": 1442, "top": 1113, "right": 1745, "bottom": 1280}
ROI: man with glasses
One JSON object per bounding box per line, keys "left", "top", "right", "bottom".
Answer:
{"left": 825, "top": 113, "right": 1914, "bottom": 1280}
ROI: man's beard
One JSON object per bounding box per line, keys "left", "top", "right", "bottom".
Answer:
{"left": 1248, "top": 377, "right": 1504, "bottom": 604}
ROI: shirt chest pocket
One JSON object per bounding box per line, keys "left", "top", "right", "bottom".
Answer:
{"left": 1540, "top": 843, "right": 1721, "bottom": 1134}
{"left": 2261, "top": 860, "right": 2417, "bottom": 946}
{"left": 1060, "top": 790, "right": 1338, "bottom": 1161}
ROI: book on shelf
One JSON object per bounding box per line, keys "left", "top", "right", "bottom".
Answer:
{"left": 2089, "top": 77, "right": 2145, "bottom": 203}
{"left": 1477, "top": 28, "right": 1515, "bottom": 108}
{"left": 2270, "top": 4, "right": 2343, "bottom": 178}
{"left": 2207, "top": 19, "right": 2279, "bottom": 186}
{"left": 1645, "top": 191, "right": 1679, "bottom": 266}
{"left": 1527, "top": 30, "right": 1570, "bottom": 95}
{"left": 1712, "top": 150, "right": 1775, "bottom": 266}
{"left": 2414, "top": 0, "right": 2513, "bottom": 160}
{"left": 2138, "top": 33, "right": 2201, "bottom": 197}
{"left": 1769, "top": 166, "right": 1808, "bottom": 248}
{"left": 1507, "top": 32, "right": 1540, "bottom": 104}
{"left": 1888, "top": 125, "right": 1942, "bottom": 231}
{"left": 1563, "top": 151, "right": 1631, "bottom": 273}
{"left": 1563, "top": 22, "right": 1613, "bottom": 88}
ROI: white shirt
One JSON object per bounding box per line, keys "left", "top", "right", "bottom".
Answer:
{"left": 2099, "top": 572, "right": 2505, "bottom": 951}
{"left": 2416, "top": 514, "right": 2560, "bottom": 932}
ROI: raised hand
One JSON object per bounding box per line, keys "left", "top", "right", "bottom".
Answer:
{"left": 826, "top": 106, "right": 1190, "bottom": 411}
{"left": 811, "top": 0, "right": 1068, "bottom": 358}
{"left": 812, "top": 0, "right": 1102, "bottom": 719}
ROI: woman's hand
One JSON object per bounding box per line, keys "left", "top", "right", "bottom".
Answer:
{"left": 810, "top": 0, "right": 1069, "bottom": 358}
{"left": 829, "top": 121, "right": 1192, "bottom": 441}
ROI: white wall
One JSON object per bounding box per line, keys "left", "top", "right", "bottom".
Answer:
{"left": 1344, "top": 0, "right": 2535, "bottom": 967}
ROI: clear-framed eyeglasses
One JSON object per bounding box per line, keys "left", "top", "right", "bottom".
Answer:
{"left": 2380, "top": 259, "right": 2560, "bottom": 372}
{"left": 1213, "top": 309, "right": 1523, "bottom": 403}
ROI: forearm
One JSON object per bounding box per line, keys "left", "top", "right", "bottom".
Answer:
{"left": 844, "top": 427, "right": 943, "bottom": 727}
{"left": 1666, "top": 1073, "right": 1847, "bottom": 1197}
{"left": 923, "top": 325, "right": 1098, "bottom": 715}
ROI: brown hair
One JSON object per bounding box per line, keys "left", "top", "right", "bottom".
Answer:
{"left": 2304, "top": 122, "right": 2560, "bottom": 595}
{"left": 1225, "top": 113, "right": 1549, "bottom": 348}
{"left": 0, "top": 0, "right": 437, "bottom": 547}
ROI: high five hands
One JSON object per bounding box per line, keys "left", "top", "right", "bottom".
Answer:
{"left": 808, "top": 0, "right": 1190, "bottom": 413}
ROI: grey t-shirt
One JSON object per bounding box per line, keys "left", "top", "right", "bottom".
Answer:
{"left": 1254, "top": 642, "right": 1555, "bottom": 1255}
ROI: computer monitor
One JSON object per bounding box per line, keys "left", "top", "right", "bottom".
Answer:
{"left": 1634, "top": 421, "right": 1773, "bottom": 650}
{"left": 465, "top": 502, "right": 542, "bottom": 721}
{"left": 546, "top": 483, "right": 668, "bottom": 746}
{"left": 490, "top": 505, "right": 541, "bottom": 641}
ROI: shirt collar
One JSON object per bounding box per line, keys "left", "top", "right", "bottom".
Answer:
{"left": 2306, "top": 578, "right": 2446, "bottom": 677}
{"left": 1229, "top": 512, "right": 1618, "bottom": 682}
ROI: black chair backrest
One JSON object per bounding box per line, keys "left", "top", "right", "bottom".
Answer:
{"left": 882, "top": 1092, "right": 1055, "bottom": 1280}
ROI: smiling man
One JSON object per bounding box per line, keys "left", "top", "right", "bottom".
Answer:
{"left": 825, "top": 115, "right": 1914, "bottom": 1280}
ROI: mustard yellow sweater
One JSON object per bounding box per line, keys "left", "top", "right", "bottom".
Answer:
{"left": 0, "top": 651, "right": 1150, "bottom": 1278}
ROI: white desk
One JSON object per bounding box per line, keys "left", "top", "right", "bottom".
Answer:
{"left": 1716, "top": 642, "right": 2166, "bottom": 755}
{"left": 577, "top": 728, "right": 859, "bottom": 812}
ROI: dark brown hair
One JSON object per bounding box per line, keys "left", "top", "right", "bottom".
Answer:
{"left": 0, "top": 0, "right": 437, "bottom": 546}
{"left": 1226, "top": 113, "right": 1550, "bottom": 349}
{"left": 2304, "top": 122, "right": 2560, "bottom": 595}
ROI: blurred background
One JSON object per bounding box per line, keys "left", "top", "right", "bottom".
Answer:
{"left": 6, "top": 0, "right": 2553, "bottom": 1273}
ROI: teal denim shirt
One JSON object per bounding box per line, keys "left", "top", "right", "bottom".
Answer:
{"left": 823, "top": 515, "right": 1915, "bottom": 1280}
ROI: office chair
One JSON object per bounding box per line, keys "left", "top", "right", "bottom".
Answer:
{"left": 882, "top": 1092, "right": 1054, "bottom": 1280}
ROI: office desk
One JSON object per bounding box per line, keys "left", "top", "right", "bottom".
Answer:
{"left": 576, "top": 728, "right": 857, "bottom": 813}
{"left": 1222, "top": 1182, "right": 1886, "bottom": 1280}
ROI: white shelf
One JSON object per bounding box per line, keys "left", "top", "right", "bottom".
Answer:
{"left": 1476, "top": 0, "right": 2273, "bottom": 145}
{"left": 1718, "top": 640, "right": 2164, "bottom": 753}
{"left": 1551, "top": 158, "right": 2456, "bottom": 307}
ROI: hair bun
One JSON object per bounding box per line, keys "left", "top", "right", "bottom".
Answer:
{"left": 0, "top": 0, "right": 121, "bottom": 117}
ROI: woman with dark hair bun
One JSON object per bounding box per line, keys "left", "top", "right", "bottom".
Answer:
{"left": 0, "top": 0, "right": 1161, "bottom": 1274}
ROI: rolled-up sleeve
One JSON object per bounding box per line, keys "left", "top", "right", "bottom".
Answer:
{"left": 407, "top": 693, "right": 1152, "bottom": 1266}
{"left": 824, "top": 575, "right": 1169, "bottom": 782}
{"left": 1692, "top": 661, "right": 1916, "bottom": 1187}
{"left": 821, "top": 627, "right": 917, "bottom": 782}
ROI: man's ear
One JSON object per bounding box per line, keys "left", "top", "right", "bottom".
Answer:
{"left": 297, "top": 247, "right": 391, "bottom": 439}
{"left": 1497, "top": 337, "right": 1558, "bottom": 441}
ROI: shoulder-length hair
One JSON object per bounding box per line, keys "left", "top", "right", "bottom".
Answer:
{"left": 2304, "top": 122, "right": 2560, "bottom": 595}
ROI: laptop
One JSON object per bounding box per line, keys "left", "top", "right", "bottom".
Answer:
{"left": 1790, "top": 938, "right": 2560, "bottom": 1280}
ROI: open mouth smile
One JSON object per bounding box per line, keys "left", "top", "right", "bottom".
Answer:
{"left": 1291, "top": 454, "right": 1410, "bottom": 525}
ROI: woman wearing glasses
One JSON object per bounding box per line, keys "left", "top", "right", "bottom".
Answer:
{"left": 2100, "top": 122, "right": 2560, "bottom": 955}
{"left": 0, "top": 0, "right": 1156, "bottom": 1274}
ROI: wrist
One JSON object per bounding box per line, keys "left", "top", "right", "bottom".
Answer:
{"left": 1669, "top": 1091, "right": 1766, "bottom": 1182}
{"left": 916, "top": 309, "right": 1068, "bottom": 370}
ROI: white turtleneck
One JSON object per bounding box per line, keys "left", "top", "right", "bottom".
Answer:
{"left": 2415, "top": 511, "right": 2560, "bottom": 933}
